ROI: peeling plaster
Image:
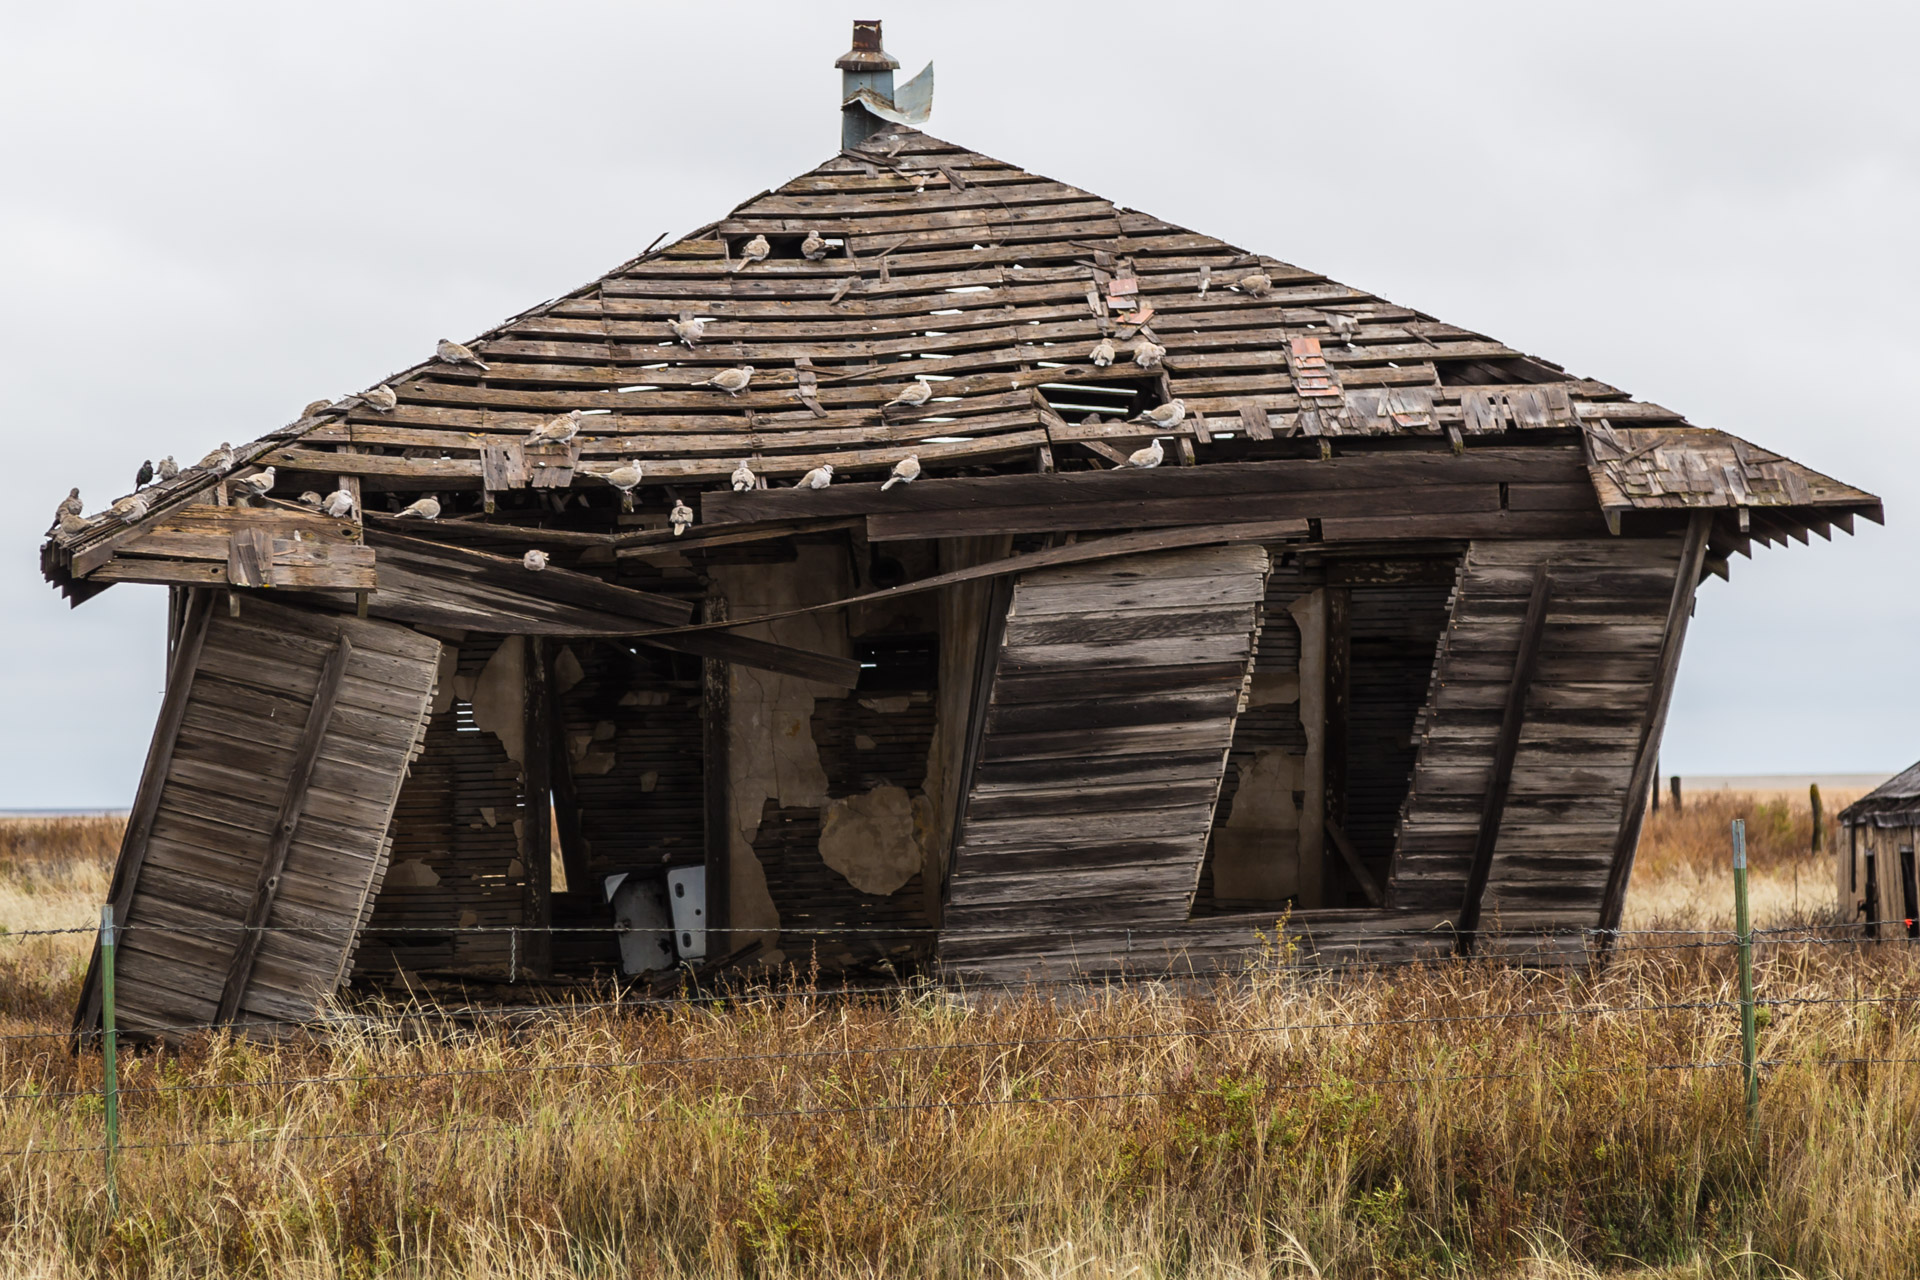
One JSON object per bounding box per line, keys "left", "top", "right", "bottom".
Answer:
{"left": 553, "top": 645, "right": 586, "bottom": 695}
{"left": 386, "top": 859, "right": 441, "bottom": 888}
{"left": 819, "top": 784, "right": 925, "bottom": 896}
{"left": 470, "top": 637, "right": 526, "bottom": 768}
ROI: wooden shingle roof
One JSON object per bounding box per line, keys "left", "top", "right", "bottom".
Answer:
{"left": 44, "top": 123, "right": 1879, "bottom": 592}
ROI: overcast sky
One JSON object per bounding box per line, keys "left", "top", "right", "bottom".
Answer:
{"left": 4, "top": 2, "right": 1915, "bottom": 808}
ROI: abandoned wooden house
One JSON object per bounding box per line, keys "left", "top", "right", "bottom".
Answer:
{"left": 47, "top": 21, "right": 1882, "bottom": 1037}
{"left": 1838, "top": 763, "right": 1920, "bottom": 939}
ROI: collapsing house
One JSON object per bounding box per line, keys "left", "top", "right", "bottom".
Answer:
{"left": 1837, "top": 764, "right": 1920, "bottom": 939}
{"left": 48, "top": 22, "right": 1880, "bottom": 1038}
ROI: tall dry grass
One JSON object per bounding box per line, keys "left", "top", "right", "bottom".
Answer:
{"left": 2, "top": 802, "right": 1916, "bottom": 1279}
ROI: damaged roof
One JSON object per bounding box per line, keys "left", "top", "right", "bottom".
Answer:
{"left": 42, "top": 124, "right": 1880, "bottom": 595}
{"left": 1840, "top": 762, "right": 1920, "bottom": 830}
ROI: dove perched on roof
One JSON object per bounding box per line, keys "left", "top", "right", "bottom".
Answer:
{"left": 57, "top": 488, "right": 83, "bottom": 520}
{"left": 523, "top": 550, "right": 549, "bottom": 571}
{"left": 1132, "top": 340, "right": 1166, "bottom": 370}
{"left": 883, "top": 380, "right": 933, "bottom": 411}
{"left": 797, "top": 464, "right": 835, "bottom": 490}
{"left": 800, "top": 229, "right": 828, "bottom": 260}
{"left": 156, "top": 457, "right": 179, "bottom": 482}
{"left": 668, "top": 314, "right": 705, "bottom": 347}
{"left": 302, "top": 399, "right": 333, "bottom": 419}
{"left": 530, "top": 411, "right": 583, "bottom": 445}
{"left": 670, "top": 500, "right": 695, "bottom": 537}
{"left": 56, "top": 510, "right": 90, "bottom": 537}
{"left": 436, "top": 338, "right": 489, "bottom": 370}
{"left": 197, "top": 442, "right": 235, "bottom": 472}
{"left": 233, "top": 467, "right": 276, "bottom": 502}
{"left": 136, "top": 460, "right": 154, "bottom": 488}
{"left": 111, "top": 493, "right": 151, "bottom": 522}
{"left": 695, "top": 366, "right": 754, "bottom": 395}
{"left": 605, "top": 460, "right": 643, "bottom": 511}
{"left": 323, "top": 489, "right": 357, "bottom": 520}
{"left": 299, "top": 491, "right": 324, "bottom": 508}
{"left": 1090, "top": 338, "right": 1116, "bottom": 368}
{"left": 882, "top": 454, "right": 921, "bottom": 491}
{"left": 1324, "top": 312, "right": 1360, "bottom": 342}
{"left": 731, "top": 460, "right": 757, "bottom": 492}
{"left": 360, "top": 385, "right": 398, "bottom": 412}
{"left": 1230, "top": 272, "right": 1272, "bottom": 298}
{"left": 1131, "top": 399, "right": 1186, "bottom": 430}
{"left": 732, "top": 235, "right": 770, "bottom": 270}
{"left": 1126, "top": 438, "right": 1167, "bottom": 469}
{"left": 396, "top": 496, "right": 441, "bottom": 520}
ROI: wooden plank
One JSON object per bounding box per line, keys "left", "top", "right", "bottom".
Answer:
{"left": 521, "top": 637, "right": 552, "bottom": 979}
{"left": 226, "top": 528, "right": 273, "bottom": 588}
{"left": 1596, "top": 514, "right": 1712, "bottom": 934}
{"left": 545, "top": 644, "right": 590, "bottom": 896}
{"left": 702, "top": 595, "right": 731, "bottom": 951}
{"left": 74, "top": 589, "right": 215, "bottom": 1039}
{"left": 214, "top": 634, "right": 353, "bottom": 1024}
{"left": 942, "top": 575, "right": 1013, "bottom": 906}
{"left": 363, "top": 529, "right": 693, "bottom": 627}
{"left": 1456, "top": 563, "right": 1553, "bottom": 951}
{"left": 1325, "top": 819, "right": 1385, "bottom": 907}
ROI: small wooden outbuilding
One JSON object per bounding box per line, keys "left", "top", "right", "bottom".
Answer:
{"left": 44, "top": 23, "right": 1881, "bottom": 1038}
{"left": 1838, "top": 763, "right": 1920, "bottom": 937}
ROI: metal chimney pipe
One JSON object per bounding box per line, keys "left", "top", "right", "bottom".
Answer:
{"left": 836, "top": 19, "right": 899, "bottom": 150}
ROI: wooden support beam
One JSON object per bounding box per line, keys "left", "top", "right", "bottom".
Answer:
{"left": 1597, "top": 512, "right": 1713, "bottom": 935}
{"left": 1325, "top": 818, "right": 1385, "bottom": 908}
{"left": 1456, "top": 562, "right": 1553, "bottom": 953}
{"left": 74, "top": 589, "right": 216, "bottom": 1040}
{"left": 520, "top": 637, "right": 554, "bottom": 979}
{"left": 941, "top": 574, "right": 1014, "bottom": 908}
{"left": 214, "top": 634, "right": 354, "bottom": 1025}
{"left": 545, "top": 646, "right": 589, "bottom": 896}
{"left": 702, "top": 594, "right": 732, "bottom": 952}
{"left": 1325, "top": 586, "right": 1351, "bottom": 834}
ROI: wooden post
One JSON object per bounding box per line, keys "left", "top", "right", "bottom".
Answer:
{"left": 1324, "top": 585, "right": 1351, "bottom": 887}
{"left": 1809, "top": 783, "right": 1824, "bottom": 856}
{"left": 1457, "top": 563, "right": 1553, "bottom": 951}
{"left": 1597, "top": 512, "right": 1712, "bottom": 936}
{"left": 545, "top": 647, "right": 589, "bottom": 895}
{"left": 1651, "top": 755, "right": 1660, "bottom": 814}
{"left": 216, "top": 635, "right": 353, "bottom": 1025}
{"left": 1731, "top": 818, "right": 1759, "bottom": 1127}
{"left": 520, "top": 637, "right": 553, "bottom": 979}
{"left": 702, "top": 595, "right": 733, "bottom": 955}
{"left": 941, "top": 575, "right": 1014, "bottom": 909}
{"left": 74, "top": 590, "right": 215, "bottom": 1040}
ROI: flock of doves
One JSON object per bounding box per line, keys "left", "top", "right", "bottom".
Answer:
{"left": 53, "top": 258, "right": 1300, "bottom": 558}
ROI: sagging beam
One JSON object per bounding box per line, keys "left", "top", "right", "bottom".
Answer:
{"left": 365, "top": 531, "right": 692, "bottom": 628}
{"left": 1457, "top": 562, "right": 1553, "bottom": 953}
{"left": 215, "top": 634, "right": 354, "bottom": 1025}
{"left": 1597, "top": 512, "right": 1714, "bottom": 934}
{"left": 74, "top": 589, "right": 216, "bottom": 1041}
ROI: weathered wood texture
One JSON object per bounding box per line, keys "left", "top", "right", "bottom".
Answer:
{"left": 78, "top": 599, "right": 441, "bottom": 1038}
{"left": 1386, "top": 536, "right": 1688, "bottom": 919}
{"left": 939, "top": 544, "right": 1269, "bottom": 974}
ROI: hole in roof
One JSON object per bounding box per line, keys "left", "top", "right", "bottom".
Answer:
{"left": 1036, "top": 376, "right": 1159, "bottom": 424}
{"left": 922, "top": 330, "right": 948, "bottom": 337}
{"left": 930, "top": 308, "right": 963, "bottom": 316}
{"left": 921, "top": 435, "right": 969, "bottom": 442}
{"left": 618, "top": 385, "right": 661, "bottom": 393}
{"left": 579, "top": 408, "right": 612, "bottom": 416}
{"left": 640, "top": 362, "right": 670, "bottom": 371}
{"left": 916, "top": 352, "right": 952, "bottom": 360}
{"left": 946, "top": 285, "right": 990, "bottom": 294}
{"left": 728, "top": 233, "right": 811, "bottom": 261}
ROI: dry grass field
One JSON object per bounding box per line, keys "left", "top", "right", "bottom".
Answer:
{"left": 3, "top": 796, "right": 1918, "bottom": 1279}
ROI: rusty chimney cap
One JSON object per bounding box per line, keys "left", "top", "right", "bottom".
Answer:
{"left": 835, "top": 19, "right": 900, "bottom": 72}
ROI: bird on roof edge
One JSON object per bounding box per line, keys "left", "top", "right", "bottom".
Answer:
{"left": 1090, "top": 337, "right": 1116, "bottom": 368}
{"left": 436, "top": 338, "right": 489, "bottom": 370}
{"left": 671, "top": 500, "right": 695, "bottom": 536}
{"left": 530, "top": 411, "right": 583, "bottom": 444}
{"left": 396, "top": 496, "right": 441, "bottom": 520}
{"left": 57, "top": 510, "right": 90, "bottom": 537}
{"left": 732, "top": 235, "right": 770, "bottom": 271}
{"left": 111, "top": 493, "right": 150, "bottom": 522}
{"left": 136, "top": 460, "right": 153, "bottom": 488}
{"left": 1126, "top": 438, "right": 1168, "bottom": 469}
{"left": 360, "top": 385, "right": 399, "bottom": 412}
{"left": 731, "top": 460, "right": 757, "bottom": 492}
{"left": 323, "top": 489, "right": 356, "bottom": 519}
{"left": 606, "top": 460, "right": 643, "bottom": 511}
{"left": 299, "top": 491, "right": 324, "bottom": 508}
{"left": 523, "top": 549, "right": 549, "bottom": 571}
{"left": 1132, "top": 340, "right": 1166, "bottom": 369}
{"left": 1131, "top": 399, "right": 1186, "bottom": 429}
{"left": 797, "top": 463, "right": 835, "bottom": 490}
{"left": 668, "top": 314, "right": 706, "bottom": 347}
{"left": 882, "top": 454, "right": 921, "bottom": 491}
{"left": 801, "top": 229, "right": 828, "bottom": 260}
{"left": 696, "top": 366, "right": 754, "bottom": 395}
{"left": 1230, "top": 271, "right": 1272, "bottom": 298}
{"left": 156, "top": 456, "right": 179, "bottom": 482}
{"left": 883, "top": 380, "right": 932, "bottom": 410}
{"left": 197, "top": 442, "right": 235, "bottom": 472}
{"left": 56, "top": 488, "right": 83, "bottom": 520}
{"left": 233, "top": 467, "right": 276, "bottom": 503}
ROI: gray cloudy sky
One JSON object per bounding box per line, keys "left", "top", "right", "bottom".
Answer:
{"left": 4, "top": 2, "right": 1915, "bottom": 808}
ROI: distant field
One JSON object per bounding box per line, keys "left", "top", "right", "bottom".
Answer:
{"left": 2, "top": 797, "right": 1918, "bottom": 1278}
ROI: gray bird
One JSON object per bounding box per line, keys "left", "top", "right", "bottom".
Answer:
{"left": 56, "top": 509, "right": 90, "bottom": 537}
{"left": 233, "top": 467, "right": 276, "bottom": 502}
{"left": 884, "top": 380, "right": 933, "bottom": 410}
{"left": 605, "top": 460, "right": 643, "bottom": 511}
{"left": 1090, "top": 338, "right": 1116, "bottom": 368}
{"left": 197, "top": 442, "right": 235, "bottom": 472}
{"left": 797, "top": 464, "right": 835, "bottom": 490}
{"left": 695, "top": 366, "right": 754, "bottom": 395}
{"left": 732, "top": 235, "right": 770, "bottom": 271}
{"left": 1131, "top": 399, "right": 1187, "bottom": 430}
{"left": 136, "top": 460, "right": 154, "bottom": 488}
{"left": 731, "top": 460, "right": 757, "bottom": 492}
{"left": 668, "top": 314, "right": 705, "bottom": 347}
{"left": 436, "top": 338, "right": 489, "bottom": 370}
{"left": 299, "top": 490, "right": 325, "bottom": 508}
{"left": 56, "top": 488, "right": 83, "bottom": 520}
{"left": 156, "top": 456, "right": 179, "bottom": 482}
{"left": 323, "top": 489, "right": 357, "bottom": 519}
{"left": 523, "top": 549, "right": 549, "bottom": 571}
{"left": 1126, "top": 438, "right": 1168, "bottom": 469}
{"left": 360, "top": 385, "right": 399, "bottom": 412}
{"left": 530, "top": 411, "right": 583, "bottom": 445}
{"left": 111, "top": 493, "right": 150, "bottom": 522}
{"left": 1230, "top": 272, "right": 1272, "bottom": 299}
{"left": 1132, "top": 340, "right": 1166, "bottom": 370}
{"left": 800, "top": 229, "right": 828, "bottom": 260}
{"left": 396, "top": 496, "right": 442, "bottom": 520}
{"left": 670, "top": 500, "right": 695, "bottom": 537}
{"left": 882, "top": 454, "right": 921, "bottom": 491}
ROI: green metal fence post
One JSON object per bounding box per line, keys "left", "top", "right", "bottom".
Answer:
{"left": 1731, "top": 819, "right": 1759, "bottom": 1127}
{"left": 100, "top": 903, "right": 120, "bottom": 1220}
